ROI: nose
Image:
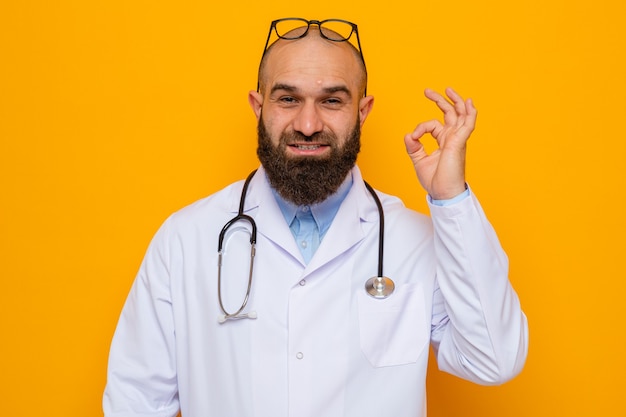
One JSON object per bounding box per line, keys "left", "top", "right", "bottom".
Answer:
{"left": 292, "top": 102, "right": 323, "bottom": 137}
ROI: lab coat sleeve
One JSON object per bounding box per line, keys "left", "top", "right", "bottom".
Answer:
{"left": 428, "top": 188, "right": 528, "bottom": 385}
{"left": 103, "top": 217, "right": 180, "bottom": 417}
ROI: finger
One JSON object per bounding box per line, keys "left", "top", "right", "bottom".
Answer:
{"left": 453, "top": 95, "right": 477, "bottom": 133}
{"left": 446, "top": 88, "right": 479, "bottom": 134}
{"left": 445, "top": 87, "right": 469, "bottom": 122}
{"left": 407, "top": 120, "right": 444, "bottom": 141}
{"left": 464, "top": 97, "right": 477, "bottom": 129}
{"left": 449, "top": 98, "right": 477, "bottom": 144}
{"left": 425, "top": 88, "right": 459, "bottom": 126}
{"left": 425, "top": 88, "right": 454, "bottom": 113}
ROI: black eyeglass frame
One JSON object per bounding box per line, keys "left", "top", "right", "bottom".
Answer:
{"left": 256, "top": 18, "right": 368, "bottom": 95}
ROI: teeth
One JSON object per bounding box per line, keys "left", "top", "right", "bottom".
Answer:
{"left": 295, "top": 145, "right": 321, "bottom": 150}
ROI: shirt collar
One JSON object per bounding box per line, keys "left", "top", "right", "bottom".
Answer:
{"left": 271, "top": 172, "right": 354, "bottom": 238}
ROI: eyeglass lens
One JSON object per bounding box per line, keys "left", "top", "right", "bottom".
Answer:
{"left": 273, "top": 19, "right": 356, "bottom": 43}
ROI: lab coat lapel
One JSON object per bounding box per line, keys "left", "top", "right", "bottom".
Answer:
{"left": 235, "top": 167, "right": 303, "bottom": 262}
{"left": 306, "top": 167, "right": 379, "bottom": 275}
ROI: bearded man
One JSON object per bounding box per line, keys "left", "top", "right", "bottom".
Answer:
{"left": 104, "top": 18, "right": 528, "bottom": 417}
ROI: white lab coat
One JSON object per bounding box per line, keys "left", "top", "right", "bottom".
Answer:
{"left": 103, "top": 165, "right": 528, "bottom": 417}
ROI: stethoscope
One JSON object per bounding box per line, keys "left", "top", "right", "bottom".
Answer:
{"left": 217, "top": 170, "right": 395, "bottom": 324}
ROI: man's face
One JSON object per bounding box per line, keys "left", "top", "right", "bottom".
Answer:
{"left": 249, "top": 32, "right": 374, "bottom": 204}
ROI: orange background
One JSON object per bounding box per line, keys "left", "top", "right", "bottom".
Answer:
{"left": 1, "top": 0, "right": 625, "bottom": 416}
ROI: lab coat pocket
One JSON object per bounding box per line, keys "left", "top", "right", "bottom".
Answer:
{"left": 357, "top": 283, "right": 429, "bottom": 367}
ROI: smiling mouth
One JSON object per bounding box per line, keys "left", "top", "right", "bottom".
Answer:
{"left": 291, "top": 144, "right": 327, "bottom": 150}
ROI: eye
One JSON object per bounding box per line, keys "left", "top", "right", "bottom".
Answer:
{"left": 324, "top": 97, "right": 342, "bottom": 105}
{"left": 321, "top": 96, "right": 347, "bottom": 109}
{"left": 278, "top": 96, "right": 299, "bottom": 105}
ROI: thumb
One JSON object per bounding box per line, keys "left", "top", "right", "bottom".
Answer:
{"left": 404, "top": 132, "right": 425, "bottom": 157}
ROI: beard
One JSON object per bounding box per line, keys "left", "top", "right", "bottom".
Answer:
{"left": 256, "top": 117, "right": 361, "bottom": 206}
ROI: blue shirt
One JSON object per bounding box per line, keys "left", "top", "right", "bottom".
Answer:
{"left": 272, "top": 174, "right": 353, "bottom": 263}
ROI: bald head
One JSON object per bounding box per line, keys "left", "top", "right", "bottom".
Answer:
{"left": 257, "top": 28, "right": 368, "bottom": 97}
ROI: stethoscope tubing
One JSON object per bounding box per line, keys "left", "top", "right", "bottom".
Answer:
{"left": 363, "top": 180, "right": 384, "bottom": 279}
{"left": 217, "top": 170, "right": 258, "bottom": 322}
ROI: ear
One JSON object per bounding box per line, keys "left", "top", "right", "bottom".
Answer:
{"left": 358, "top": 95, "right": 375, "bottom": 127}
{"left": 248, "top": 91, "right": 263, "bottom": 120}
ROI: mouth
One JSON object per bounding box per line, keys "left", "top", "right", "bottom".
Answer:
{"left": 290, "top": 143, "right": 328, "bottom": 151}
{"left": 287, "top": 142, "right": 330, "bottom": 155}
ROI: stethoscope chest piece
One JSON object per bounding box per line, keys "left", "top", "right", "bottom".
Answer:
{"left": 365, "top": 276, "right": 395, "bottom": 299}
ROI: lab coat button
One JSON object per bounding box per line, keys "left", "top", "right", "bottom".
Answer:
{"left": 299, "top": 279, "right": 306, "bottom": 286}
{"left": 296, "top": 352, "right": 304, "bottom": 360}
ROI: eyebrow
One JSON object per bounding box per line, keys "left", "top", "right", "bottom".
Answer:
{"left": 323, "top": 85, "right": 352, "bottom": 97}
{"left": 270, "top": 83, "right": 297, "bottom": 95}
